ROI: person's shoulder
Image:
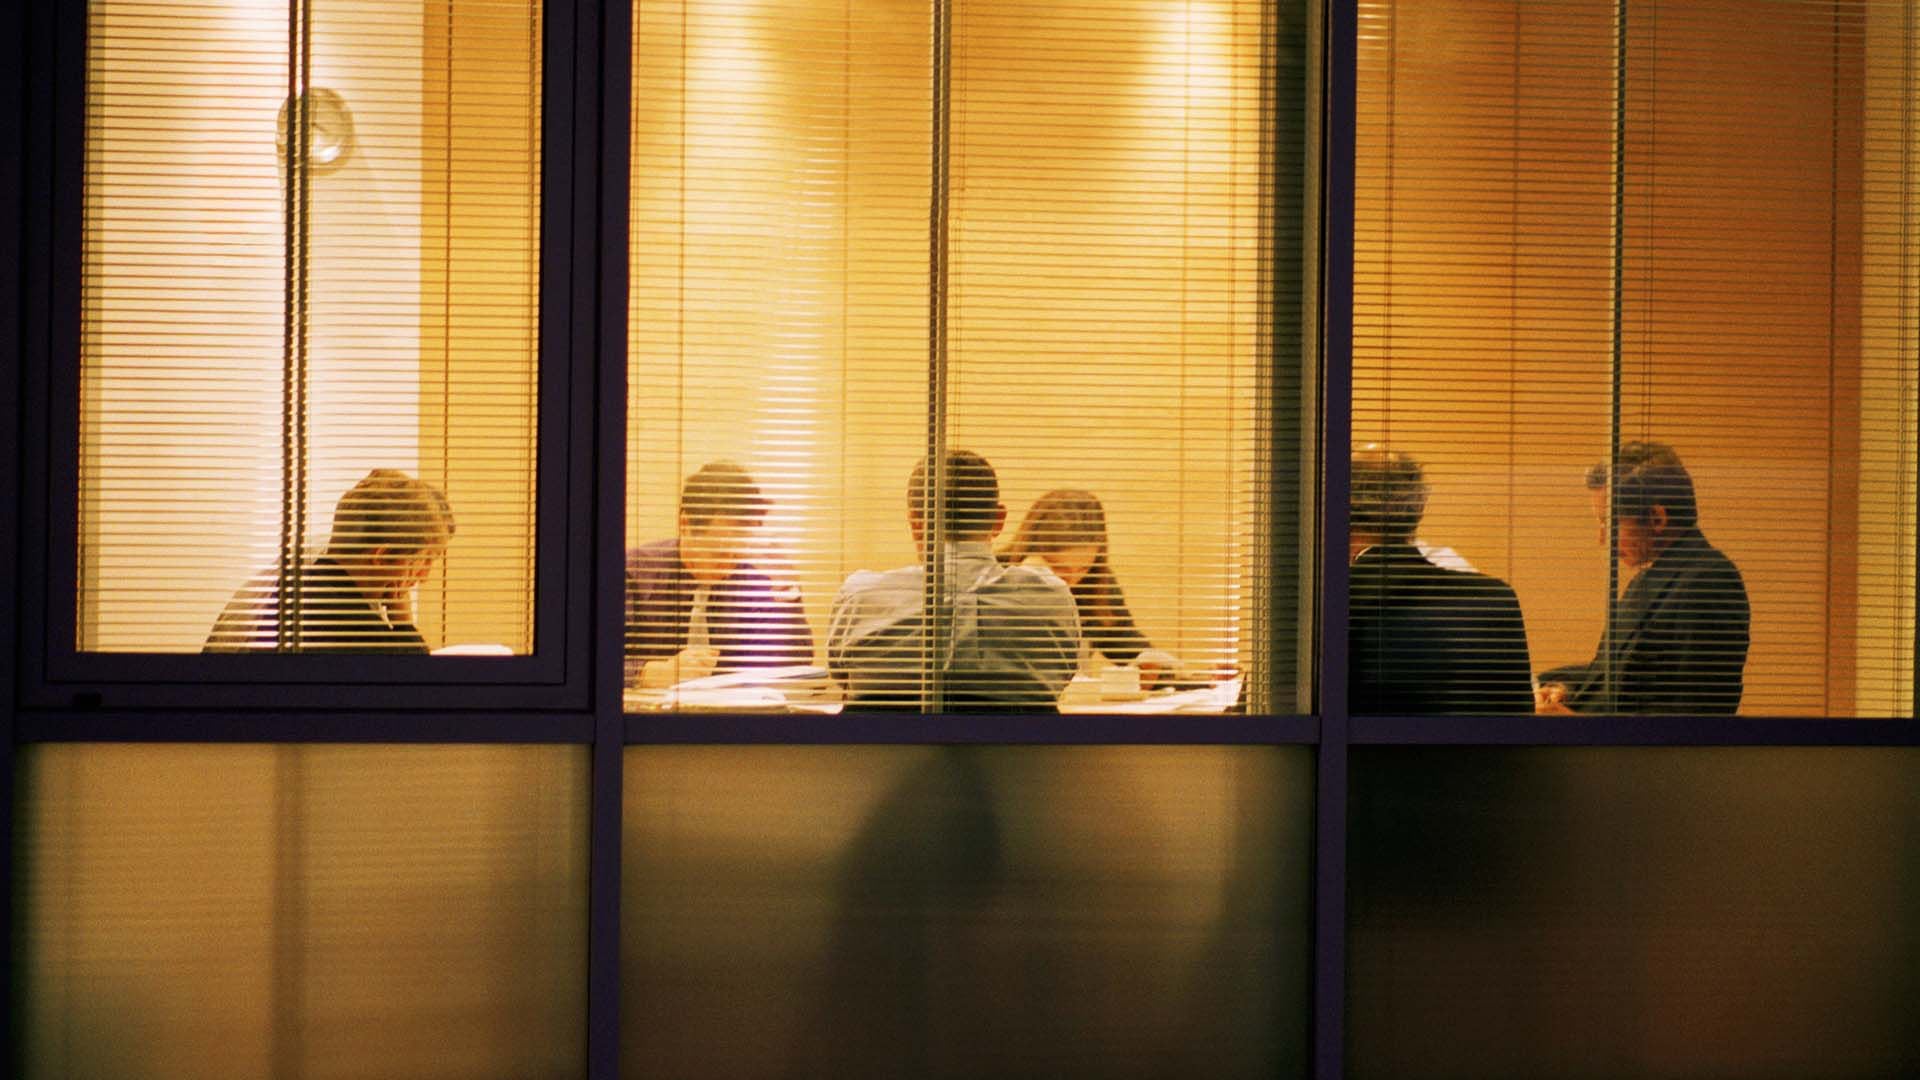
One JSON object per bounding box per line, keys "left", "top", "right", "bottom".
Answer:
{"left": 834, "top": 564, "right": 917, "bottom": 602}
{"left": 1664, "top": 532, "right": 1747, "bottom": 583}
{"left": 997, "top": 559, "right": 1071, "bottom": 593}
{"left": 1454, "top": 567, "right": 1521, "bottom": 600}
{"left": 626, "top": 538, "right": 680, "bottom": 580}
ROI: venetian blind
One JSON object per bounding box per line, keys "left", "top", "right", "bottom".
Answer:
{"left": 78, "top": 0, "right": 542, "bottom": 655}
{"left": 1353, "top": 0, "right": 1917, "bottom": 717}
{"left": 627, "top": 0, "right": 1277, "bottom": 715}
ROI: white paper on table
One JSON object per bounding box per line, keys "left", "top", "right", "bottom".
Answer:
{"left": 431, "top": 643, "right": 515, "bottom": 656}
{"left": 1058, "top": 675, "right": 1243, "bottom": 714}
{"left": 624, "top": 665, "right": 843, "bottom": 714}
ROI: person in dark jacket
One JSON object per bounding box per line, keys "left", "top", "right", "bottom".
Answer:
{"left": 1349, "top": 448, "right": 1535, "bottom": 714}
{"left": 626, "top": 462, "right": 813, "bottom": 687}
{"left": 1536, "top": 441, "right": 1750, "bottom": 714}
{"left": 205, "top": 468, "right": 455, "bottom": 653}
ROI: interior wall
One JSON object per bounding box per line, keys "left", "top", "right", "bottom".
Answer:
{"left": 1354, "top": 0, "right": 1620, "bottom": 679}
{"left": 1859, "top": 1, "right": 1920, "bottom": 718}
{"left": 1615, "top": 0, "right": 1857, "bottom": 716}
{"left": 946, "top": 0, "right": 1267, "bottom": 668}
{"left": 81, "top": 1, "right": 297, "bottom": 651}
{"left": 417, "top": 1, "right": 542, "bottom": 651}
{"left": 628, "top": 0, "right": 934, "bottom": 666}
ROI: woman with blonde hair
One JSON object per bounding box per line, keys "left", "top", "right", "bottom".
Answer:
{"left": 1002, "top": 489, "right": 1175, "bottom": 684}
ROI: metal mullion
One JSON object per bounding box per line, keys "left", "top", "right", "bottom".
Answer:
{"left": 10, "top": 711, "right": 597, "bottom": 744}
{"left": 1352, "top": 715, "right": 1920, "bottom": 747}
{"left": 2, "top": 0, "right": 26, "bottom": 1066}
{"left": 583, "top": 0, "right": 632, "bottom": 1072}
{"left": 1314, "top": 0, "right": 1356, "bottom": 1076}
{"left": 923, "top": 0, "right": 953, "bottom": 716}
{"left": 625, "top": 712, "right": 1320, "bottom": 746}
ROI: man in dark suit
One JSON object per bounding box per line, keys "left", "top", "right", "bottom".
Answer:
{"left": 1536, "top": 441, "right": 1750, "bottom": 714}
{"left": 1349, "top": 448, "right": 1535, "bottom": 714}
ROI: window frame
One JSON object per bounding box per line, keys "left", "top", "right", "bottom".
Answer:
{"left": 5, "top": 3, "right": 1919, "bottom": 1080}
{"left": 14, "top": 0, "right": 606, "bottom": 711}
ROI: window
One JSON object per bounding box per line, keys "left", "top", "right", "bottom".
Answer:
{"left": 1352, "top": 0, "right": 1918, "bottom": 717}
{"left": 74, "top": 0, "right": 543, "bottom": 657}
{"left": 11, "top": 1, "right": 1920, "bottom": 1078}
{"left": 625, "top": 0, "right": 1297, "bottom": 716}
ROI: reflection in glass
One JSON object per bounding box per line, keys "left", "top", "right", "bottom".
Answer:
{"left": 14, "top": 744, "right": 588, "bottom": 1079}
{"left": 623, "top": 746, "right": 1312, "bottom": 1078}
{"left": 1349, "top": 747, "right": 1920, "bottom": 1078}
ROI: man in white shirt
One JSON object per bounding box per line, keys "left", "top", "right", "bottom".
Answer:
{"left": 828, "top": 450, "right": 1082, "bottom": 712}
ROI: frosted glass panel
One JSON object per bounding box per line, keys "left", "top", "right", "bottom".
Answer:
{"left": 14, "top": 744, "right": 587, "bottom": 1080}
{"left": 623, "top": 745, "right": 1312, "bottom": 1078}
{"left": 1349, "top": 747, "right": 1920, "bottom": 1079}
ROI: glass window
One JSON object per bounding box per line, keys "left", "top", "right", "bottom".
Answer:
{"left": 78, "top": 0, "right": 543, "bottom": 655}
{"left": 14, "top": 744, "right": 588, "bottom": 1079}
{"left": 1348, "top": 746, "right": 1920, "bottom": 1077}
{"left": 1351, "top": 0, "right": 1917, "bottom": 716}
{"left": 623, "top": 745, "right": 1313, "bottom": 1078}
{"left": 625, "top": 0, "right": 1304, "bottom": 716}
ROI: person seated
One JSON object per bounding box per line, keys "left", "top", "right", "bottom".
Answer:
{"left": 627, "top": 461, "right": 813, "bottom": 688}
{"left": 1536, "top": 441, "right": 1750, "bottom": 714}
{"left": 999, "top": 489, "right": 1178, "bottom": 686}
{"left": 1349, "top": 448, "right": 1534, "bottom": 713}
{"left": 828, "top": 449, "right": 1081, "bottom": 711}
{"left": 205, "top": 468, "right": 454, "bottom": 653}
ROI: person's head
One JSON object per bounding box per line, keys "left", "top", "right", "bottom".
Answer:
{"left": 677, "top": 461, "right": 769, "bottom": 583}
{"left": 325, "top": 469, "right": 456, "bottom": 590}
{"left": 1586, "top": 441, "right": 1696, "bottom": 568}
{"left": 907, "top": 449, "right": 1005, "bottom": 546}
{"left": 1350, "top": 446, "right": 1427, "bottom": 559}
{"left": 1003, "top": 489, "right": 1109, "bottom": 587}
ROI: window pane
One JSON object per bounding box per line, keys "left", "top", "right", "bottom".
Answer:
{"left": 79, "top": 0, "right": 542, "bottom": 655}
{"left": 1352, "top": 0, "right": 1917, "bottom": 716}
{"left": 1349, "top": 747, "right": 1920, "bottom": 1077}
{"left": 13, "top": 744, "right": 587, "bottom": 1079}
{"left": 944, "top": 0, "right": 1282, "bottom": 712}
{"left": 624, "top": 0, "right": 1306, "bottom": 716}
{"left": 625, "top": 0, "right": 932, "bottom": 706}
{"left": 623, "top": 746, "right": 1312, "bottom": 1078}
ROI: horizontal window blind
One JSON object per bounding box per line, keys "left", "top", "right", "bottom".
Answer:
{"left": 79, "top": 0, "right": 541, "bottom": 655}
{"left": 945, "top": 0, "right": 1271, "bottom": 710}
{"left": 1354, "top": 0, "right": 1916, "bottom": 717}
{"left": 627, "top": 0, "right": 1277, "bottom": 716}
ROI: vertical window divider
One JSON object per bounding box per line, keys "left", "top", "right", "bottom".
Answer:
{"left": 590, "top": 0, "right": 632, "bottom": 1073}
{"left": 1315, "top": 1, "right": 1356, "bottom": 1076}
{"left": 922, "top": 0, "right": 954, "bottom": 715}
{"left": 1602, "top": 0, "right": 1630, "bottom": 711}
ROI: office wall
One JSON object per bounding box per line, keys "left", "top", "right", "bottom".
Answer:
{"left": 417, "top": 1, "right": 541, "bottom": 651}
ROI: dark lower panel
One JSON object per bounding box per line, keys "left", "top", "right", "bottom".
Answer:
{"left": 1349, "top": 746, "right": 1920, "bottom": 1079}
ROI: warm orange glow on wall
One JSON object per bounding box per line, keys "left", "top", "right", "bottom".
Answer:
{"left": 1357, "top": 0, "right": 1917, "bottom": 716}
